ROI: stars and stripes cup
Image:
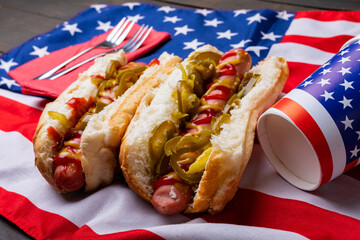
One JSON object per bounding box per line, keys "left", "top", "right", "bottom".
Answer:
{"left": 257, "top": 34, "right": 360, "bottom": 191}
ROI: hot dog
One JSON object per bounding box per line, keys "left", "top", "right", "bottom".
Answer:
{"left": 33, "top": 50, "right": 181, "bottom": 193}
{"left": 120, "top": 45, "right": 289, "bottom": 214}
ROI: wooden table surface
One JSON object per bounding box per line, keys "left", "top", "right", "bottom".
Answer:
{"left": 0, "top": 0, "right": 359, "bottom": 239}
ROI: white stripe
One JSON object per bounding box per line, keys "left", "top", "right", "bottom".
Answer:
{"left": 285, "top": 89, "right": 346, "bottom": 180}
{"left": 0, "top": 88, "right": 48, "bottom": 110}
{"left": 150, "top": 222, "right": 309, "bottom": 240}
{"left": 267, "top": 42, "right": 334, "bottom": 65}
{"left": 240, "top": 144, "right": 360, "bottom": 220}
{"left": 286, "top": 18, "right": 360, "bottom": 38}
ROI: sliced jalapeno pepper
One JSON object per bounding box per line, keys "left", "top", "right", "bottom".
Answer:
{"left": 115, "top": 70, "right": 137, "bottom": 97}
{"left": 189, "top": 51, "right": 222, "bottom": 63}
{"left": 164, "top": 136, "right": 182, "bottom": 156}
{"left": 170, "top": 150, "right": 203, "bottom": 184}
{"left": 48, "top": 111, "right": 70, "bottom": 128}
{"left": 211, "top": 114, "right": 231, "bottom": 135}
{"left": 177, "top": 80, "right": 200, "bottom": 118}
{"left": 187, "top": 147, "right": 212, "bottom": 174}
{"left": 91, "top": 77, "right": 104, "bottom": 87}
{"left": 104, "top": 60, "right": 121, "bottom": 79}
{"left": 149, "top": 120, "right": 177, "bottom": 171}
{"left": 74, "top": 112, "right": 93, "bottom": 131}
{"left": 175, "top": 129, "right": 211, "bottom": 152}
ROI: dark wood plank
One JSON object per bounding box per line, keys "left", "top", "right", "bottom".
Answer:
{"left": 0, "top": 216, "right": 33, "bottom": 240}
{"left": 162, "top": 0, "right": 314, "bottom": 10}
{"left": 263, "top": 0, "right": 360, "bottom": 11}
{"left": 0, "top": 6, "right": 63, "bottom": 53}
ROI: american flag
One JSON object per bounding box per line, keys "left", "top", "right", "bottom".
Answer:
{"left": 1, "top": 3, "right": 360, "bottom": 239}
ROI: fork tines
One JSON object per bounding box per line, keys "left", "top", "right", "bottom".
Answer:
{"left": 122, "top": 25, "right": 153, "bottom": 52}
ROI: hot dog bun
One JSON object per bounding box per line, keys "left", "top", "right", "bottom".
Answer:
{"left": 33, "top": 50, "right": 181, "bottom": 192}
{"left": 120, "top": 45, "right": 289, "bottom": 214}
{"left": 81, "top": 52, "right": 181, "bottom": 191}
{"left": 188, "top": 54, "right": 289, "bottom": 214}
{"left": 120, "top": 45, "right": 222, "bottom": 202}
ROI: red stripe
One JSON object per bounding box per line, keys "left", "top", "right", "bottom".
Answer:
{"left": 0, "top": 187, "right": 164, "bottom": 240}
{"left": 283, "top": 62, "right": 320, "bottom": 93}
{"left": 295, "top": 10, "right": 360, "bottom": 22}
{"left": 200, "top": 188, "right": 360, "bottom": 239}
{"left": 344, "top": 158, "right": 360, "bottom": 174}
{"left": 281, "top": 35, "right": 353, "bottom": 54}
{"left": 0, "top": 96, "right": 42, "bottom": 141}
{"left": 272, "top": 98, "right": 333, "bottom": 186}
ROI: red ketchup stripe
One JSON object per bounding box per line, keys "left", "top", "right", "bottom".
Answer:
{"left": 0, "top": 187, "right": 164, "bottom": 240}
{"left": 272, "top": 98, "right": 333, "bottom": 187}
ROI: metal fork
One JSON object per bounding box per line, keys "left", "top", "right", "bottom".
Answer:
{"left": 35, "top": 17, "right": 135, "bottom": 80}
{"left": 46, "top": 24, "right": 153, "bottom": 80}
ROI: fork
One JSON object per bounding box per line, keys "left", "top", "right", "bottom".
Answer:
{"left": 46, "top": 24, "right": 153, "bottom": 80}
{"left": 35, "top": 17, "right": 135, "bottom": 80}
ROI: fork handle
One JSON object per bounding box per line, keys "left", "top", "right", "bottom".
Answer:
{"left": 34, "top": 46, "right": 95, "bottom": 80}
{"left": 47, "top": 51, "right": 110, "bottom": 80}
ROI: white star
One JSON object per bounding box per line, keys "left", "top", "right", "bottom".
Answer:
{"left": 356, "top": 131, "right": 360, "bottom": 140}
{"left": 230, "top": 39, "right": 252, "bottom": 48}
{"left": 320, "top": 90, "right": 334, "bottom": 101}
{"left": 234, "top": 9, "right": 249, "bottom": 17}
{"left": 338, "top": 56, "right": 351, "bottom": 64}
{"left": 183, "top": 39, "right": 204, "bottom": 50}
{"left": 0, "top": 77, "right": 20, "bottom": 89}
{"left": 321, "top": 61, "right": 331, "bottom": 68}
{"left": 122, "top": 2, "right": 141, "bottom": 10}
{"left": 195, "top": 9, "right": 213, "bottom": 16}
{"left": 157, "top": 6, "right": 176, "bottom": 14}
{"left": 0, "top": 58, "right": 18, "bottom": 72}
{"left": 317, "top": 78, "right": 330, "bottom": 87}
{"left": 350, "top": 145, "right": 360, "bottom": 158}
{"left": 340, "top": 79, "right": 354, "bottom": 91}
{"left": 204, "top": 18, "right": 224, "bottom": 27}
{"left": 164, "top": 16, "right": 182, "bottom": 23}
{"left": 338, "top": 67, "right": 351, "bottom": 76}
{"left": 90, "top": 4, "right": 107, "bottom": 13}
{"left": 339, "top": 49, "right": 349, "bottom": 56}
{"left": 127, "top": 14, "right": 145, "bottom": 23}
{"left": 320, "top": 67, "right": 332, "bottom": 75}
{"left": 30, "top": 46, "right": 49, "bottom": 58}
{"left": 245, "top": 46, "right": 268, "bottom": 57}
{"left": 339, "top": 96, "right": 353, "bottom": 109}
{"left": 174, "top": 25, "right": 194, "bottom": 36}
{"left": 341, "top": 115, "right": 354, "bottom": 130}
{"left": 301, "top": 79, "right": 313, "bottom": 87}
{"left": 247, "top": 13, "right": 267, "bottom": 25}
{"left": 216, "top": 30, "right": 238, "bottom": 40}
{"left": 260, "top": 31, "right": 282, "bottom": 41}
{"left": 62, "top": 22, "right": 82, "bottom": 36}
{"left": 95, "top": 20, "right": 112, "bottom": 32}
{"left": 276, "top": 11, "right": 294, "bottom": 21}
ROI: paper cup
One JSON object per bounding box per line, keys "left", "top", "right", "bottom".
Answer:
{"left": 257, "top": 35, "right": 360, "bottom": 190}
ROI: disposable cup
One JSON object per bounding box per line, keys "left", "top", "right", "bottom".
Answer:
{"left": 257, "top": 34, "right": 360, "bottom": 190}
